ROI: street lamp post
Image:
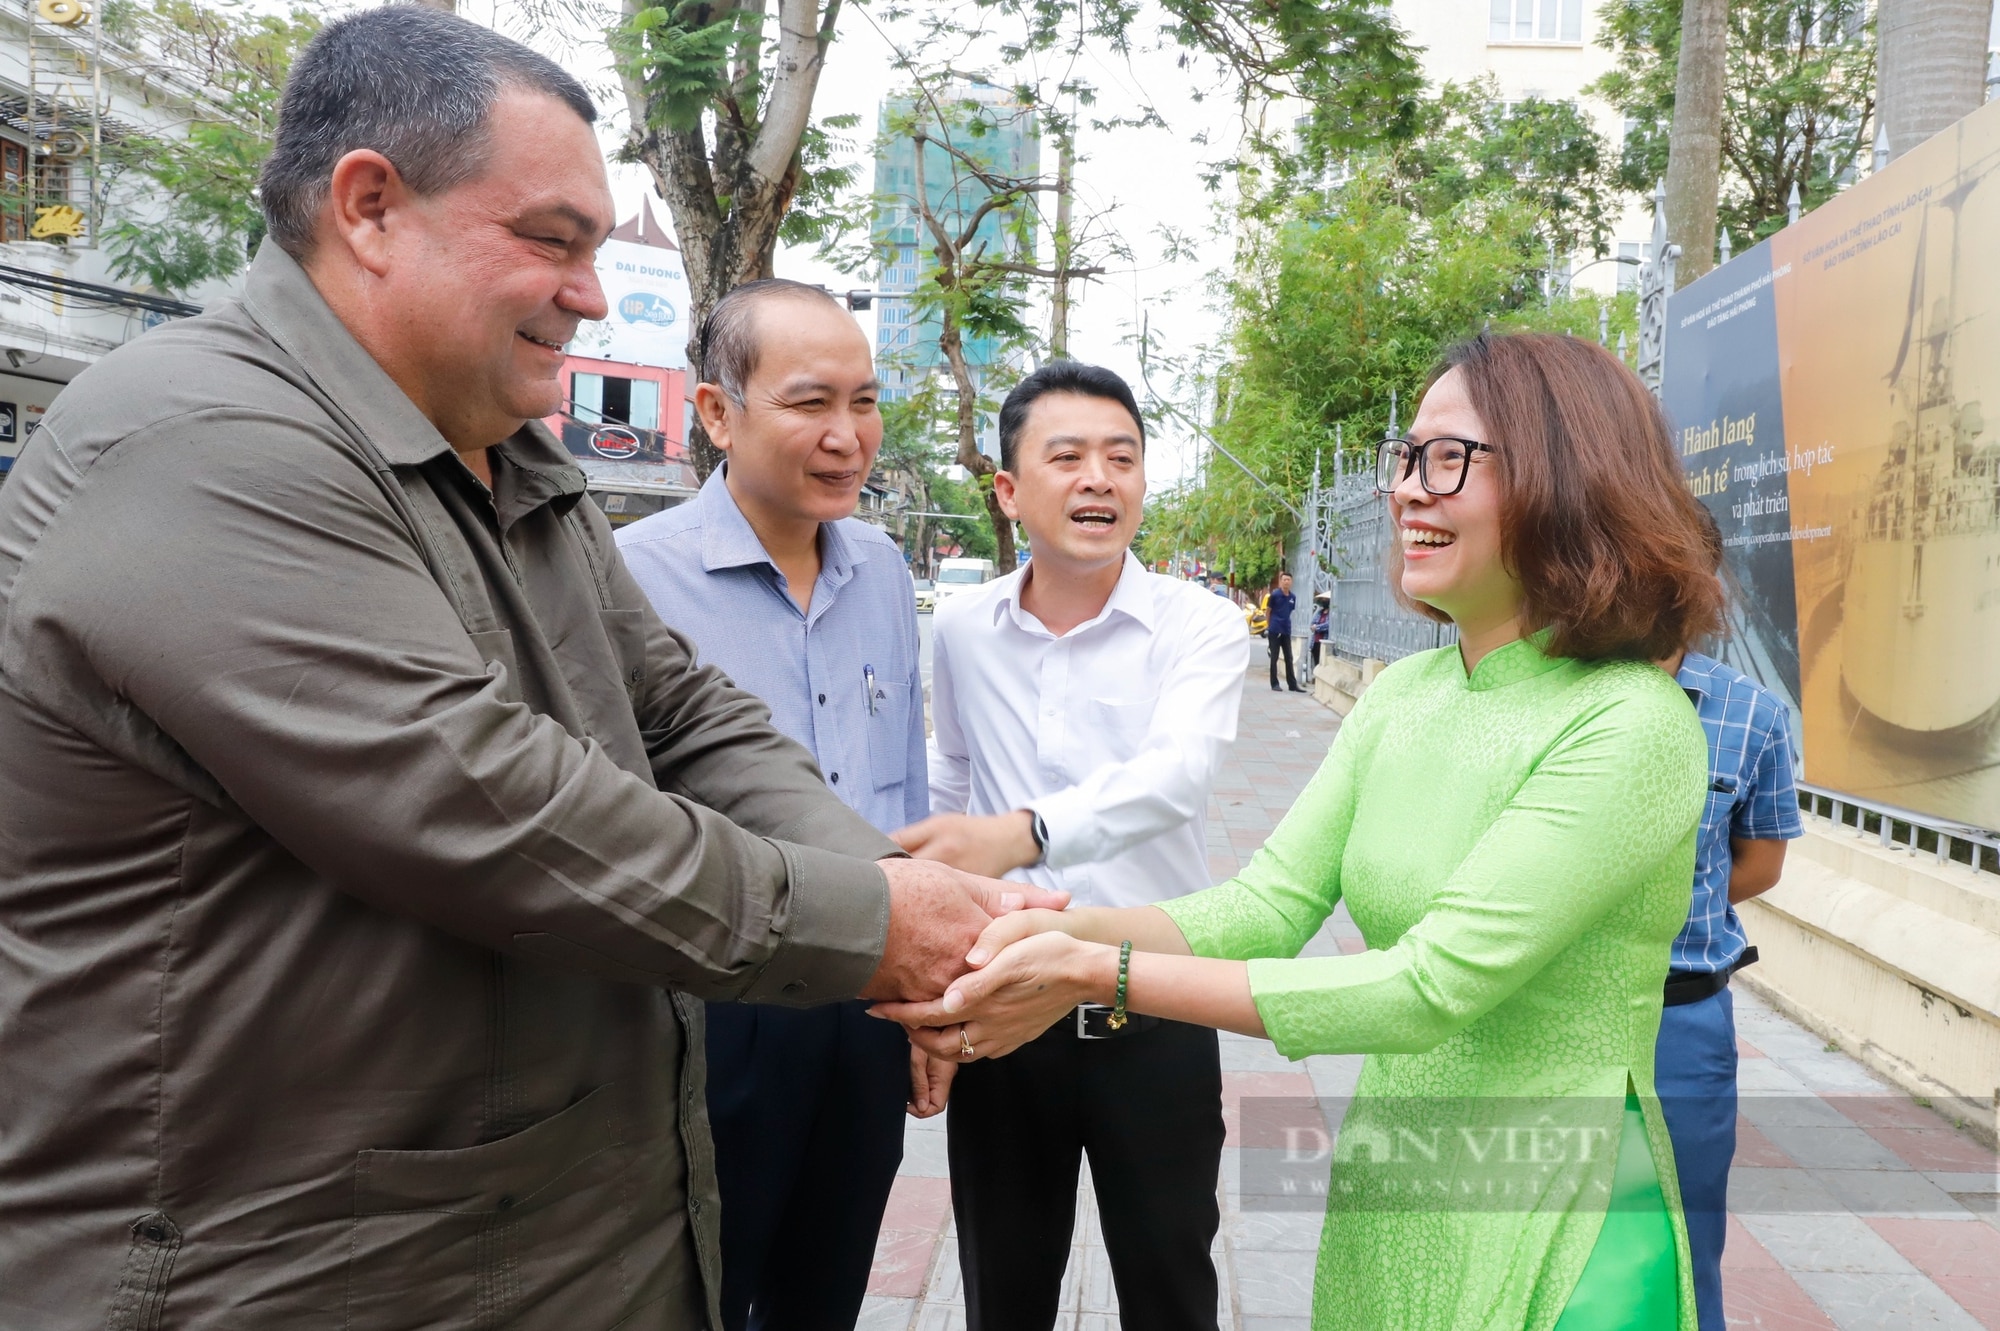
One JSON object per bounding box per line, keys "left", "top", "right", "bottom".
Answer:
{"left": 1550, "top": 254, "right": 1644, "bottom": 299}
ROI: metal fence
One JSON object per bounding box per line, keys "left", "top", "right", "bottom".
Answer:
{"left": 1302, "top": 464, "right": 1457, "bottom": 668}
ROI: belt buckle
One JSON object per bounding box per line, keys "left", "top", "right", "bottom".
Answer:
{"left": 1075, "top": 1004, "right": 1112, "bottom": 1039}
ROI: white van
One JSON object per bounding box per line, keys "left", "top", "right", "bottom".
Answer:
{"left": 932, "top": 557, "right": 998, "bottom": 605}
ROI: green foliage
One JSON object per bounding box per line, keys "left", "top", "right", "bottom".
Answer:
{"left": 877, "top": 0, "right": 1424, "bottom": 162}
{"left": 1492, "top": 288, "right": 1640, "bottom": 348}
{"left": 1145, "top": 164, "right": 1641, "bottom": 580}
{"left": 877, "top": 392, "right": 949, "bottom": 472}
{"left": 1388, "top": 81, "right": 1621, "bottom": 259}
{"left": 876, "top": 394, "right": 998, "bottom": 563}
{"left": 778, "top": 112, "right": 865, "bottom": 249}
{"left": 615, "top": 1, "right": 763, "bottom": 133}
{"left": 101, "top": 0, "right": 319, "bottom": 294}
{"left": 1589, "top": 0, "right": 1874, "bottom": 243}
{"left": 930, "top": 474, "right": 999, "bottom": 560}
{"left": 1152, "top": 0, "right": 1426, "bottom": 189}
{"left": 1150, "top": 64, "right": 1636, "bottom": 579}
{"left": 612, "top": 1, "right": 860, "bottom": 264}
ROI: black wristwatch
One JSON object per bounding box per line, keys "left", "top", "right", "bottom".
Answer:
{"left": 1026, "top": 810, "right": 1050, "bottom": 865}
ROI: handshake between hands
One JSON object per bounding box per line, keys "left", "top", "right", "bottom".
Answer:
{"left": 863, "top": 851, "right": 1125, "bottom": 1119}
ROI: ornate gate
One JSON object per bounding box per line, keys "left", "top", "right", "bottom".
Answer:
{"left": 1292, "top": 443, "right": 1457, "bottom": 670}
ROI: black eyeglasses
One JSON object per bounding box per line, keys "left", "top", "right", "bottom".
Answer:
{"left": 1374, "top": 437, "right": 1496, "bottom": 497}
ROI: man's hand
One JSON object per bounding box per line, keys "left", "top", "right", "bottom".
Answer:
{"left": 892, "top": 811, "right": 1041, "bottom": 878}
{"left": 876, "top": 931, "right": 1116, "bottom": 1062}
{"left": 860, "top": 857, "right": 1069, "bottom": 1002}
{"left": 907, "top": 1044, "right": 958, "bottom": 1118}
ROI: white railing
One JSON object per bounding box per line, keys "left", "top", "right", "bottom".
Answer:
{"left": 1798, "top": 781, "right": 2000, "bottom": 876}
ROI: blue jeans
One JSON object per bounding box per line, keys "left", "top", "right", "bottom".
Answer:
{"left": 1654, "top": 985, "right": 1738, "bottom": 1331}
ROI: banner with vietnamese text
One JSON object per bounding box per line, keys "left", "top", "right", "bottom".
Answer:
{"left": 1663, "top": 98, "right": 2000, "bottom": 835}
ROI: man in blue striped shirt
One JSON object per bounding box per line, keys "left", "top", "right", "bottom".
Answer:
{"left": 1659, "top": 647, "right": 1803, "bottom": 1331}
{"left": 617, "top": 279, "right": 929, "bottom": 1331}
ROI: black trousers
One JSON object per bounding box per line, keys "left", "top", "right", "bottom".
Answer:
{"left": 1268, "top": 632, "right": 1298, "bottom": 688}
{"left": 705, "top": 999, "right": 910, "bottom": 1331}
{"left": 948, "top": 1017, "right": 1225, "bottom": 1331}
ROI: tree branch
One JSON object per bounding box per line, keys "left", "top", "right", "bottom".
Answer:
{"left": 747, "top": 0, "right": 835, "bottom": 186}
{"left": 977, "top": 261, "right": 1106, "bottom": 280}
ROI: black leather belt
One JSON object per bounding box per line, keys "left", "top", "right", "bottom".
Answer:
{"left": 1663, "top": 946, "right": 1759, "bottom": 1008}
{"left": 1074, "top": 1004, "right": 1160, "bottom": 1038}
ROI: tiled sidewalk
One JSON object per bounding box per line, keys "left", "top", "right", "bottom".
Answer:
{"left": 863, "top": 664, "right": 2000, "bottom": 1330}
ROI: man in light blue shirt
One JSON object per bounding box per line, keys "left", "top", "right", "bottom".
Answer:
{"left": 1658, "top": 645, "right": 1802, "bottom": 1331}
{"left": 617, "top": 279, "right": 928, "bottom": 1331}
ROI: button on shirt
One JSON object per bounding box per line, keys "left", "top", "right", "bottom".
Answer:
{"left": 1672, "top": 650, "right": 1804, "bottom": 972}
{"left": 928, "top": 553, "right": 1247, "bottom": 907}
{"left": 616, "top": 468, "right": 928, "bottom": 834}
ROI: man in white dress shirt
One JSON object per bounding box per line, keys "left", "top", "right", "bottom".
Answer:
{"left": 894, "top": 361, "right": 1246, "bottom": 1331}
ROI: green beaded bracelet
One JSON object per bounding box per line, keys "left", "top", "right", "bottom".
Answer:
{"left": 1109, "top": 939, "right": 1133, "bottom": 1030}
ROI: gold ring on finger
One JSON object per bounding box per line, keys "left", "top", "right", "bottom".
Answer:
{"left": 959, "top": 1028, "right": 975, "bottom": 1060}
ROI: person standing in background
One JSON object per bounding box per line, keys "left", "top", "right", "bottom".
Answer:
{"left": 616, "top": 279, "right": 946, "bottom": 1331}
{"left": 1267, "top": 570, "right": 1303, "bottom": 692}
{"left": 1656, "top": 638, "right": 1803, "bottom": 1331}
{"left": 895, "top": 361, "right": 1247, "bottom": 1331}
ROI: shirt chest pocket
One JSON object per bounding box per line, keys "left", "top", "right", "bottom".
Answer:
{"left": 1701, "top": 769, "right": 1740, "bottom": 830}
{"left": 868, "top": 679, "right": 912, "bottom": 791}
{"left": 1083, "top": 693, "right": 1158, "bottom": 755}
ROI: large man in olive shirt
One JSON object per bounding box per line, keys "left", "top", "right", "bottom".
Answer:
{"left": 0, "top": 11, "right": 1049, "bottom": 1329}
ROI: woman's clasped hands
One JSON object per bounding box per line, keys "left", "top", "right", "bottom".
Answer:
{"left": 870, "top": 907, "right": 1123, "bottom": 1062}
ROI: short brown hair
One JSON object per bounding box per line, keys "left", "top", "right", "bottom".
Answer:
{"left": 1392, "top": 332, "right": 1724, "bottom": 661}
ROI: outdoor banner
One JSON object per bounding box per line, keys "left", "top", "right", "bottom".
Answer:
{"left": 1662, "top": 97, "right": 2000, "bottom": 835}
{"left": 566, "top": 237, "right": 690, "bottom": 369}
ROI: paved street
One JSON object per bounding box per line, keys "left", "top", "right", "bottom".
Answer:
{"left": 864, "top": 657, "right": 2000, "bottom": 1330}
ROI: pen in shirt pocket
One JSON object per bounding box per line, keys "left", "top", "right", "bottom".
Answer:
{"left": 864, "top": 664, "right": 877, "bottom": 715}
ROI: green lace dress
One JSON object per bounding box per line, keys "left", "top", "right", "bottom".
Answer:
{"left": 1158, "top": 636, "right": 1707, "bottom": 1331}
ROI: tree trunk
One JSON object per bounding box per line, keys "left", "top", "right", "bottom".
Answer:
{"left": 617, "top": 0, "right": 839, "bottom": 480}
{"left": 1663, "top": 0, "right": 1727, "bottom": 286}
{"left": 1050, "top": 131, "right": 1074, "bottom": 360}
{"left": 938, "top": 315, "right": 1015, "bottom": 570}
{"left": 1877, "top": 0, "right": 1995, "bottom": 164}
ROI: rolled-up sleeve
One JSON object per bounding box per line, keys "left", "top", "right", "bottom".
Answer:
{"left": 9, "top": 411, "right": 887, "bottom": 1005}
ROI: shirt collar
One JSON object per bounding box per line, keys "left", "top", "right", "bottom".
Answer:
{"left": 994, "top": 550, "right": 1156, "bottom": 635}
{"left": 489, "top": 424, "right": 588, "bottom": 528}
{"left": 240, "top": 242, "right": 456, "bottom": 470}
{"left": 240, "top": 241, "right": 588, "bottom": 518}
{"left": 1675, "top": 649, "right": 1726, "bottom": 702}
{"left": 1461, "top": 629, "right": 1569, "bottom": 690}
{"left": 694, "top": 464, "right": 864, "bottom": 582}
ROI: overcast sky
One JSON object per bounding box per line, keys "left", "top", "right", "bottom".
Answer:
{"left": 465, "top": 1, "right": 1263, "bottom": 494}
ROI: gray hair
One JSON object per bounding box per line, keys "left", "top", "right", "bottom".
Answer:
{"left": 702, "top": 279, "right": 846, "bottom": 405}
{"left": 260, "top": 5, "right": 596, "bottom": 258}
